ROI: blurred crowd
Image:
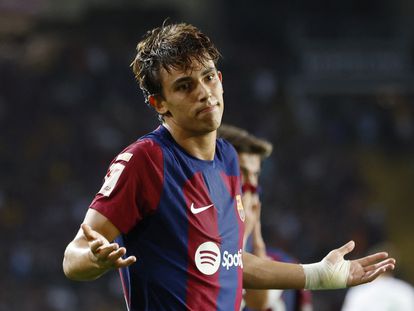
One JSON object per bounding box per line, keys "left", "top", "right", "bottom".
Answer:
{"left": 1, "top": 2, "right": 413, "bottom": 311}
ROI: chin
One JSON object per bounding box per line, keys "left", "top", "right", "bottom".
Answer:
{"left": 208, "top": 118, "right": 222, "bottom": 131}
{"left": 195, "top": 120, "right": 220, "bottom": 135}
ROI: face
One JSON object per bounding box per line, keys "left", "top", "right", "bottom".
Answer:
{"left": 239, "top": 152, "right": 261, "bottom": 188}
{"left": 239, "top": 152, "right": 262, "bottom": 240}
{"left": 151, "top": 59, "right": 224, "bottom": 136}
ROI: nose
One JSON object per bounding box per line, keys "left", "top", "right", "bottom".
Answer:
{"left": 247, "top": 174, "right": 258, "bottom": 186}
{"left": 242, "top": 172, "right": 257, "bottom": 187}
{"left": 197, "top": 82, "right": 212, "bottom": 103}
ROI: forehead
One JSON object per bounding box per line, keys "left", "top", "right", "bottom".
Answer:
{"left": 238, "top": 152, "right": 261, "bottom": 173}
{"left": 159, "top": 59, "right": 216, "bottom": 85}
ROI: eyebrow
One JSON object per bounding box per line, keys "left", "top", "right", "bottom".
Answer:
{"left": 171, "top": 67, "right": 216, "bottom": 87}
{"left": 239, "top": 165, "right": 261, "bottom": 174}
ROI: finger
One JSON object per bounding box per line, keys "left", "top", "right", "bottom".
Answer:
{"left": 107, "top": 247, "right": 137, "bottom": 267}
{"left": 362, "top": 258, "right": 396, "bottom": 272}
{"left": 115, "top": 255, "right": 137, "bottom": 268}
{"left": 95, "top": 243, "right": 120, "bottom": 258}
{"left": 361, "top": 263, "right": 395, "bottom": 283}
{"left": 107, "top": 248, "right": 126, "bottom": 262}
{"left": 336, "top": 240, "right": 355, "bottom": 257}
{"left": 90, "top": 239, "right": 105, "bottom": 253}
{"left": 82, "top": 223, "right": 98, "bottom": 241}
{"left": 106, "top": 247, "right": 127, "bottom": 262}
{"left": 356, "top": 252, "right": 389, "bottom": 266}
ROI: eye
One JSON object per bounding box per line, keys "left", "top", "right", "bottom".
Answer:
{"left": 205, "top": 72, "right": 216, "bottom": 82}
{"left": 240, "top": 167, "right": 249, "bottom": 180}
{"left": 176, "top": 82, "right": 191, "bottom": 92}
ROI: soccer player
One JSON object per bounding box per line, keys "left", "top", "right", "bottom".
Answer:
{"left": 62, "top": 22, "right": 396, "bottom": 311}
{"left": 219, "top": 124, "right": 312, "bottom": 311}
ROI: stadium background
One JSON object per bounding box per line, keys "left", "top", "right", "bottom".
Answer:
{"left": 0, "top": 0, "right": 413, "bottom": 310}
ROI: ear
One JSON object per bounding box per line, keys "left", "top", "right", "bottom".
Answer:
{"left": 217, "top": 71, "right": 223, "bottom": 82}
{"left": 148, "top": 95, "right": 168, "bottom": 115}
{"left": 217, "top": 71, "right": 224, "bottom": 94}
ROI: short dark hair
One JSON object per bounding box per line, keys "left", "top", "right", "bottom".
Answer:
{"left": 218, "top": 124, "right": 273, "bottom": 158}
{"left": 131, "top": 22, "right": 221, "bottom": 103}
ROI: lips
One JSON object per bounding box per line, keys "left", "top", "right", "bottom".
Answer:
{"left": 197, "top": 103, "right": 219, "bottom": 115}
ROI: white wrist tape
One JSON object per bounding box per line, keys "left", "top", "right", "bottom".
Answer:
{"left": 301, "top": 257, "right": 350, "bottom": 290}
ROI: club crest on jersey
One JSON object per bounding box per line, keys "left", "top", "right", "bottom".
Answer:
{"left": 236, "top": 194, "right": 245, "bottom": 222}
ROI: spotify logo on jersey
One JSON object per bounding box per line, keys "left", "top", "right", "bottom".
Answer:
{"left": 194, "top": 242, "right": 244, "bottom": 275}
{"left": 194, "top": 242, "right": 221, "bottom": 275}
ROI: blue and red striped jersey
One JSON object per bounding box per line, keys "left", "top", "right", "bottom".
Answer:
{"left": 90, "top": 125, "right": 245, "bottom": 311}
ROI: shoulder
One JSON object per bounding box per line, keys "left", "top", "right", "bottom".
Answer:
{"left": 128, "top": 137, "right": 162, "bottom": 153}
{"left": 216, "top": 137, "right": 239, "bottom": 174}
{"left": 119, "top": 137, "right": 163, "bottom": 166}
{"left": 217, "top": 137, "right": 239, "bottom": 162}
{"left": 217, "top": 137, "right": 237, "bottom": 153}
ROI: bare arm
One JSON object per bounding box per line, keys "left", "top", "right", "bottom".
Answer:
{"left": 62, "top": 208, "right": 136, "bottom": 281}
{"left": 243, "top": 202, "right": 272, "bottom": 309}
{"left": 243, "top": 241, "right": 396, "bottom": 290}
{"left": 243, "top": 252, "right": 305, "bottom": 289}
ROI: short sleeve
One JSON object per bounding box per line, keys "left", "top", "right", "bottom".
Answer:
{"left": 90, "top": 139, "right": 164, "bottom": 234}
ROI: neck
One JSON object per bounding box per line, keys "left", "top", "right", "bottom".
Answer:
{"left": 163, "top": 123, "right": 217, "bottom": 161}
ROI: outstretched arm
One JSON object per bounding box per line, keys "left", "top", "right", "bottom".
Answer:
{"left": 63, "top": 208, "right": 136, "bottom": 281}
{"left": 243, "top": 240, "right": 395, "bottom": 290}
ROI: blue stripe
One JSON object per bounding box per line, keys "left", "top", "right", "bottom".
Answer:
{"left": 202, "top": 168, "right": 240, "bottom": 311}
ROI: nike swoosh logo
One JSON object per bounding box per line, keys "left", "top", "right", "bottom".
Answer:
{"left": 190, "top": 203, "right": 214, "bottom": 214}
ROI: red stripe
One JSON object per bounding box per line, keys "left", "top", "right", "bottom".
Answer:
{"left": 184, "top": 172, "right": 221, "bottom": 310}
{"left": 220, "top": 173, "right": 244, "bottom": 310}
{"left": 118, "top": 269, "right": 130, "bottom": 309}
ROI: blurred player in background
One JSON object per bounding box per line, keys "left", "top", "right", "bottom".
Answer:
{"left": 341, "top": 242, "right": 414, "bottom": 311}
{"left": 219, "top": 124, "right": 312, "bottom": 311}
{"left": 62, "top": 21, "right": 396, "bottom": 311}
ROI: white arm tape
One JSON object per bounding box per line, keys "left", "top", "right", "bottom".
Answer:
{"left": 300, "top": 257, "right": 350, "bottom": 290}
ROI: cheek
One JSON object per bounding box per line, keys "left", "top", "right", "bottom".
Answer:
{"left": 169, "top": 102, "right": 193, "bottom": 119}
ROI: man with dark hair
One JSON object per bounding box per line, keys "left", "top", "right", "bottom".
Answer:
{"left": 63, "top": 22, "right": 395, "bottom": 311}
{"left": 219, "top": 124, "right": 313, "bottom": 311}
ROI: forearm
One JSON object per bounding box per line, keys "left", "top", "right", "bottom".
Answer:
{"left": 63, "top": 239, "right": 108, "bottom": 281}
{"left": 244, "top": 288, "right": 270, "bottom": 310}
{"left": 243, "top": 252, "right": 305, "bottom": 289}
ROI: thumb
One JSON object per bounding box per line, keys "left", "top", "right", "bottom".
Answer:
{"left": 81, "top": 223, "right": 98, "bottom": 241}
{"left": 336, "top": 240, "right": 355, "bottom": 257}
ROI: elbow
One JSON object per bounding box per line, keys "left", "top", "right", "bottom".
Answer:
{"left": 62, "top": 257, "right": 83, "bottom": 281}
{"left": 62, "top": 249, "right": 74, "bottom": 280}
{"left": 62, "top": 246, "right": 79, "bottom": 281}
{"left": 62, "top": 262, "right": 72, "bottom": 279}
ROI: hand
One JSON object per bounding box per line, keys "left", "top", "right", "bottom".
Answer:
{"left": 302, "top": 240, "right": 396, "bottom": 290}
{"left": 251, "top": 203, "right": 268, "bottom": 258}
{"left": 325, "top": 240, "right": 396, "bottom": 287}
{"left": 82, "top": 223, "right": 136, "bottom": 271}
{"left": 243, "top": 193, "right": 261, "bottom": 242}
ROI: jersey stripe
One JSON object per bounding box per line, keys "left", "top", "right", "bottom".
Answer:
{"left": 220, "top": 172, "right": 244, "bottom": 310}
{"left": 184, "top": 171, "right": 221, "bottom": 310}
